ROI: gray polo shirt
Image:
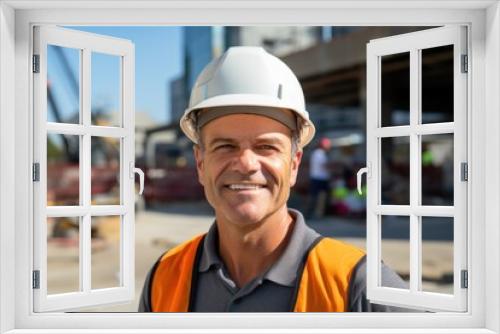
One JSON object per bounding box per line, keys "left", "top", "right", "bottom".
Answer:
{"left": 139, "top": 209, "right": 412, "bottom": 312}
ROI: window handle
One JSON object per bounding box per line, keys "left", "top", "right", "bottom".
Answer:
{"left": 356, "top": 164, "right": 370, "bottom": 195}
{"left": 130, "top": 162, "right": 144, "bottom": 195}
{"left": 134, "top": 168, "right": 145, "bottom": 195}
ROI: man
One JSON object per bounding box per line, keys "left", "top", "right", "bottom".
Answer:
{"left": 139, "top": 46, "right": 408, "bottom": 312}
{"left": 307, "top": 137, "right": 332, "bottom": 219}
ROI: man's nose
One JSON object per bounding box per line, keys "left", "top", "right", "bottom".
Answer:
{"left": 232, "top": 149, "right": 260, "bottom": 174}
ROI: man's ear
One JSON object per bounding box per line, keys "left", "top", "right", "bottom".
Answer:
{"left": 289, "top": 149, "right": 303, "bottom": 187}
{"left": 193, "top": 144, "right": 205, "bottom": 186}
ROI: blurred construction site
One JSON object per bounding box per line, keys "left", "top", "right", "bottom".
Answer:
{"left": 46, "top": 26, "right": 455, "bottom": 312}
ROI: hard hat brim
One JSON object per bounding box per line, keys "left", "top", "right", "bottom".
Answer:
{"left": 180, "top": 94, "right": 316, "bottom": 148}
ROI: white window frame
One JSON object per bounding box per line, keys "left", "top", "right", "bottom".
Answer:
{"left": 33, "top": 26, "right": 136, "bottom": 312}
{"left": 365, "top": 26, "right": 468, "bottom": 312}
{"left": 0, "top": 1, "right": 499, "bottom": 333}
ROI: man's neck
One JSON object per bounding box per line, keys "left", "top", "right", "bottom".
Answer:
{"left": 216, "top": 207, "right": 295, "bottom": 288}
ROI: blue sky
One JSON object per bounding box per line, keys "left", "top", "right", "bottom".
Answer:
{"left": 51, "top": 26, "right": 183, "bottom": 124}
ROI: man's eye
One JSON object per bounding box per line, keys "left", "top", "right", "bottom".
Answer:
{"left": 258, "top": 145, "right": 278, "bottom": 151}
{"left": 214, "top": 144, "right": 233, "bottom": 151}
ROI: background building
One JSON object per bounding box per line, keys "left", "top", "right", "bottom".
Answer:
{"left": 225, "top": 26, "right": 323, "bottom": 57}
{"left": 169, "top": 26, "right": 325, "bottom": 123}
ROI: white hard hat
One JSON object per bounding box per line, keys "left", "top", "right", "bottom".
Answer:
{"left": 179, "top": 46, "right": 316, "bottom": 148}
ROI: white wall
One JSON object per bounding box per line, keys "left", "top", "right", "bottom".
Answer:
{"left": 0, "top": 2, "right": 16, "bottom": 333}
{"left": 485, "top": 2, "right": 500, "bottom": 333}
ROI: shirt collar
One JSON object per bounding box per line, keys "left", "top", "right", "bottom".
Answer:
{"left": 199, "top": 222, "right": 222, "bottom": 272}
{"left": 263, "top": 209, "right": 320, "bottom": 286}
{"left": 198, "top": 209, "right": 321, "bottom": 287}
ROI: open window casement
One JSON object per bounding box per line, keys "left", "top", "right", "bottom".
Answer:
{"left": 33, "top": 26, "right": 140, "bottom": 312}
{"left": 363, "top": 26, "right": 467, "bottom": 312}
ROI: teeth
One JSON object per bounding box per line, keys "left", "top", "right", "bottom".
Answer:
{"left": 228, "top": 184, "right": 262, "bottom": 190}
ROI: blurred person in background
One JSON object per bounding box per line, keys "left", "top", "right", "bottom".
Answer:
{"left": 139, "top": 46, "right": 410, "bottom": 313}
{"left": 306, "top": 137, "right": 332, "bottom": 219}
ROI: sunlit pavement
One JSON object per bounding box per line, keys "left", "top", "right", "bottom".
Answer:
{"left": 76, "top": 205, "right": 213, "bottom": 312}
{"left": 69, "top": 203, "right": 452, "bottom": 312}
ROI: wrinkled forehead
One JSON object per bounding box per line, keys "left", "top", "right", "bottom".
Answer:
{"left": 197, "top": 112, "right": 294, "bottom": 147}
{"left": 195, "top": 106, "right": 297, "bottom": 132}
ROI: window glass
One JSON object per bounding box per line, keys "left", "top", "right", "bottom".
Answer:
{"left": 47, "top": 45, "right": 80, "bottom": 124}
{"left": 421, "top": 45, "right": 454, "bottom": 124}
{"left": 421, "top": 217, "right": 454, "bottom": 294}
{"left": 381, "top": 137, "right": 410, "bottom": 205}
{"left": 381, "top": 215, "right": 410, "bottom": 289}
{"left": 91, "top": 137, "right": 121, "bottom": 205}
{"left": 381, "top": 52, "right": 410, "bottom": 127}
{"left": 47, "top": 133, "right": 80, "bottom": 206}
{"left": 91, "top": 216, "right": 121, "bottom": 289}
{"left": 421, "top": 134, "right": 454, "bottom": 206}
{"left": 91, "top": 52, "right": 121, "bottom": 127}
{"left": 47, "top": 217, "right": 80, "bottom": 294}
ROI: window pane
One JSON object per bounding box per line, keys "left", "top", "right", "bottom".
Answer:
{"left": 421, "top": 134, "right": 454, "bottom": 206}
{"left": 91, "top": 216, "right": 121, "bottom": 289}
{"left": 91, "top": 137, "right": 121, "bottom": 205}
{"left": 91, "top": 52, "right": 121, "bottom": 127}
{"left": 47, "top": 133, "right": 80, "bottom": 206}
{"left": 47, "top": 45, "right": 80, "bottom": 124}
{"left": 381, "top": 136, "right": 410, "bottom": 205}
{"left": 421, "top": 45, "right": 454, "bottom": 124}
{"left": 47, "top": 217, "right": 80, "bottom": 294}
{"left": 381, "top": 52, "right": 410, "bottom": 127}
{"left": 422, "top": 217, "right": 454, "bottom": 294}
{"left": 381, "top": 215, "right": 410, "bottom": 289}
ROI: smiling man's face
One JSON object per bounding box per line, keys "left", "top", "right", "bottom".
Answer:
{"left": 194, "top": 113, "right": 302, "bottom": 228}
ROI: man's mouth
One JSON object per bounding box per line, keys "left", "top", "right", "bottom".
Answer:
{"left": 225, "top": 183, "right": 266, "bottom": 190}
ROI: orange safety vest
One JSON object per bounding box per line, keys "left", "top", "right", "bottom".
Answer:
{"left": 151, "top": 234, "right": 365, "bottom": 312}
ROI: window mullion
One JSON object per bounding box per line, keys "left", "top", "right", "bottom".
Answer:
{"left": 46, "top": 123, "right": 127, "bottom": 137}
{"left": 121, "top": 49, "right": 135, "bottom": 293}
{"left": 374, "top": 205, "right": 454, "bottom": 216}
{"left": 409, "top": 49, "right": 421, "bottom": 293}
{"left": 80, "top": 215, "right": 91, "bottom": 293}
{"left": 80, "top": 48, "right": 91, "bottom": 293}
